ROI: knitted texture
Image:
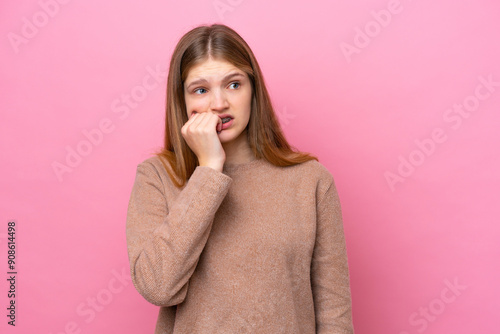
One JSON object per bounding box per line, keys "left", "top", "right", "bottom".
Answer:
{"left": 126, "top": 156, "right": 354, "bottom": 333}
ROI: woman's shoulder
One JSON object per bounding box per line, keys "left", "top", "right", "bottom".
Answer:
{"left": 287, "top": 159, "right": 335, "bottom": 184}
{"left": 138, "top": 155, "right": 167, "bottom": 170}
{"left": 134, "top": 155, "right": 164, "bottom": 174}
{"left": 295, "top": 159, "right": 340, "bottom": 204}
{"left": 134, "top": 155, "right": 179, "bottom": 185}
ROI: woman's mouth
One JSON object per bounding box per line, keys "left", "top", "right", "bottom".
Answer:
{"left": 220, "top": 117, "right": 233, "bottom": 130}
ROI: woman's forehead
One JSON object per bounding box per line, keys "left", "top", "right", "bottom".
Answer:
{"left": 185, "top": 58, "right": 246, "bottom": 83}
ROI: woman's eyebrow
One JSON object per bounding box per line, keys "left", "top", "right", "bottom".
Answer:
{"left": 185, "top": 72, "right": 245, "bottom": 90}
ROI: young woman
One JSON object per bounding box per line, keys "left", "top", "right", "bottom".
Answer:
{"left": 126, "top": 24, "right": 354, "bottom": 333}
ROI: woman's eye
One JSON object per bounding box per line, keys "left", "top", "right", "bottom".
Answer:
{"left": 229, "top": 82, "right": 240, "bottom": 89}
{"left": 194, "top": 88, "right": 207, "bottom": 94}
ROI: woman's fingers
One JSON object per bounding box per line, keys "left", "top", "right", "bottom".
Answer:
{"left": 185, "top": 111, "right": 221, "bottom": 134}
{"left": 216, "top": 117, "right": 222, "bottom": 133}
{"left": 181, "top": 111, "right": 226, "bottom": 170}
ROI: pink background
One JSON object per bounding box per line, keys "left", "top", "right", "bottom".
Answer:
{"left": 1, "top": 0, "right": 499, "bottom": 333}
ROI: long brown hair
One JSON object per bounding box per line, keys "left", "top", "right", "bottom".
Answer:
{"left": 156, "top": 23, "right": 318, "bottom": 188}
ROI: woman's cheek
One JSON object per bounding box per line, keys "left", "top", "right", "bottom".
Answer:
{"left": 190, "top": 100, "right": 209, "bottom": 114}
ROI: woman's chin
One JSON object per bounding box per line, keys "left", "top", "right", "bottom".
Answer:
{"left": 218, "top": 132, "right": 233, "bottom": 142}
{"left": 219, "top": 129, "right": 241, "bottom": 144}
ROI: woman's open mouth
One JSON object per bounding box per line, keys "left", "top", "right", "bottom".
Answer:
{"left": 220, "top": 116, "right": 233, "bottom": 130}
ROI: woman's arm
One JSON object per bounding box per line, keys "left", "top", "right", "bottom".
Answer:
{"left": 311, "top": 178, "right": 354, "bottom": 333}
{"left": 126, "top": 160, "right": 232, "bottom": 306}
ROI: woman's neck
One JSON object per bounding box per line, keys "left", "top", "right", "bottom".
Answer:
{"left": 222, "top": 130, "right": 255, "bottom": 165}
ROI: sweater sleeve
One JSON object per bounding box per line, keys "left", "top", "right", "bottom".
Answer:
{"left": 126, "top": 160, "right": 232, "bottom": 307}
{"left": 311, "top": 178, "right": 354, "bottom": 333}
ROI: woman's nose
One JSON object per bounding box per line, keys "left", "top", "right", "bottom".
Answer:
{"left": 209, "top": 89, "right": 229, "bottom": 111}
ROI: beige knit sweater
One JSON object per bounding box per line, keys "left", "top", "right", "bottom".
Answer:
{"left": 126, "top": 155, "right": 354, "bottom": 333}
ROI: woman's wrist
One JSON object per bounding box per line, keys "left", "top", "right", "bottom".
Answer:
{"left": 199, "top": 161, "right": 224, "bottom": 173}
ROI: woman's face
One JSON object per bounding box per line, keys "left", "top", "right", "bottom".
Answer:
{"left": 183, "top": 57, "right": 252, "bottom": 146}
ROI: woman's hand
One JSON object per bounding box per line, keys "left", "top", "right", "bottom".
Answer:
{"left": 181, "top": 111, "right": 225, "bottom": 172}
